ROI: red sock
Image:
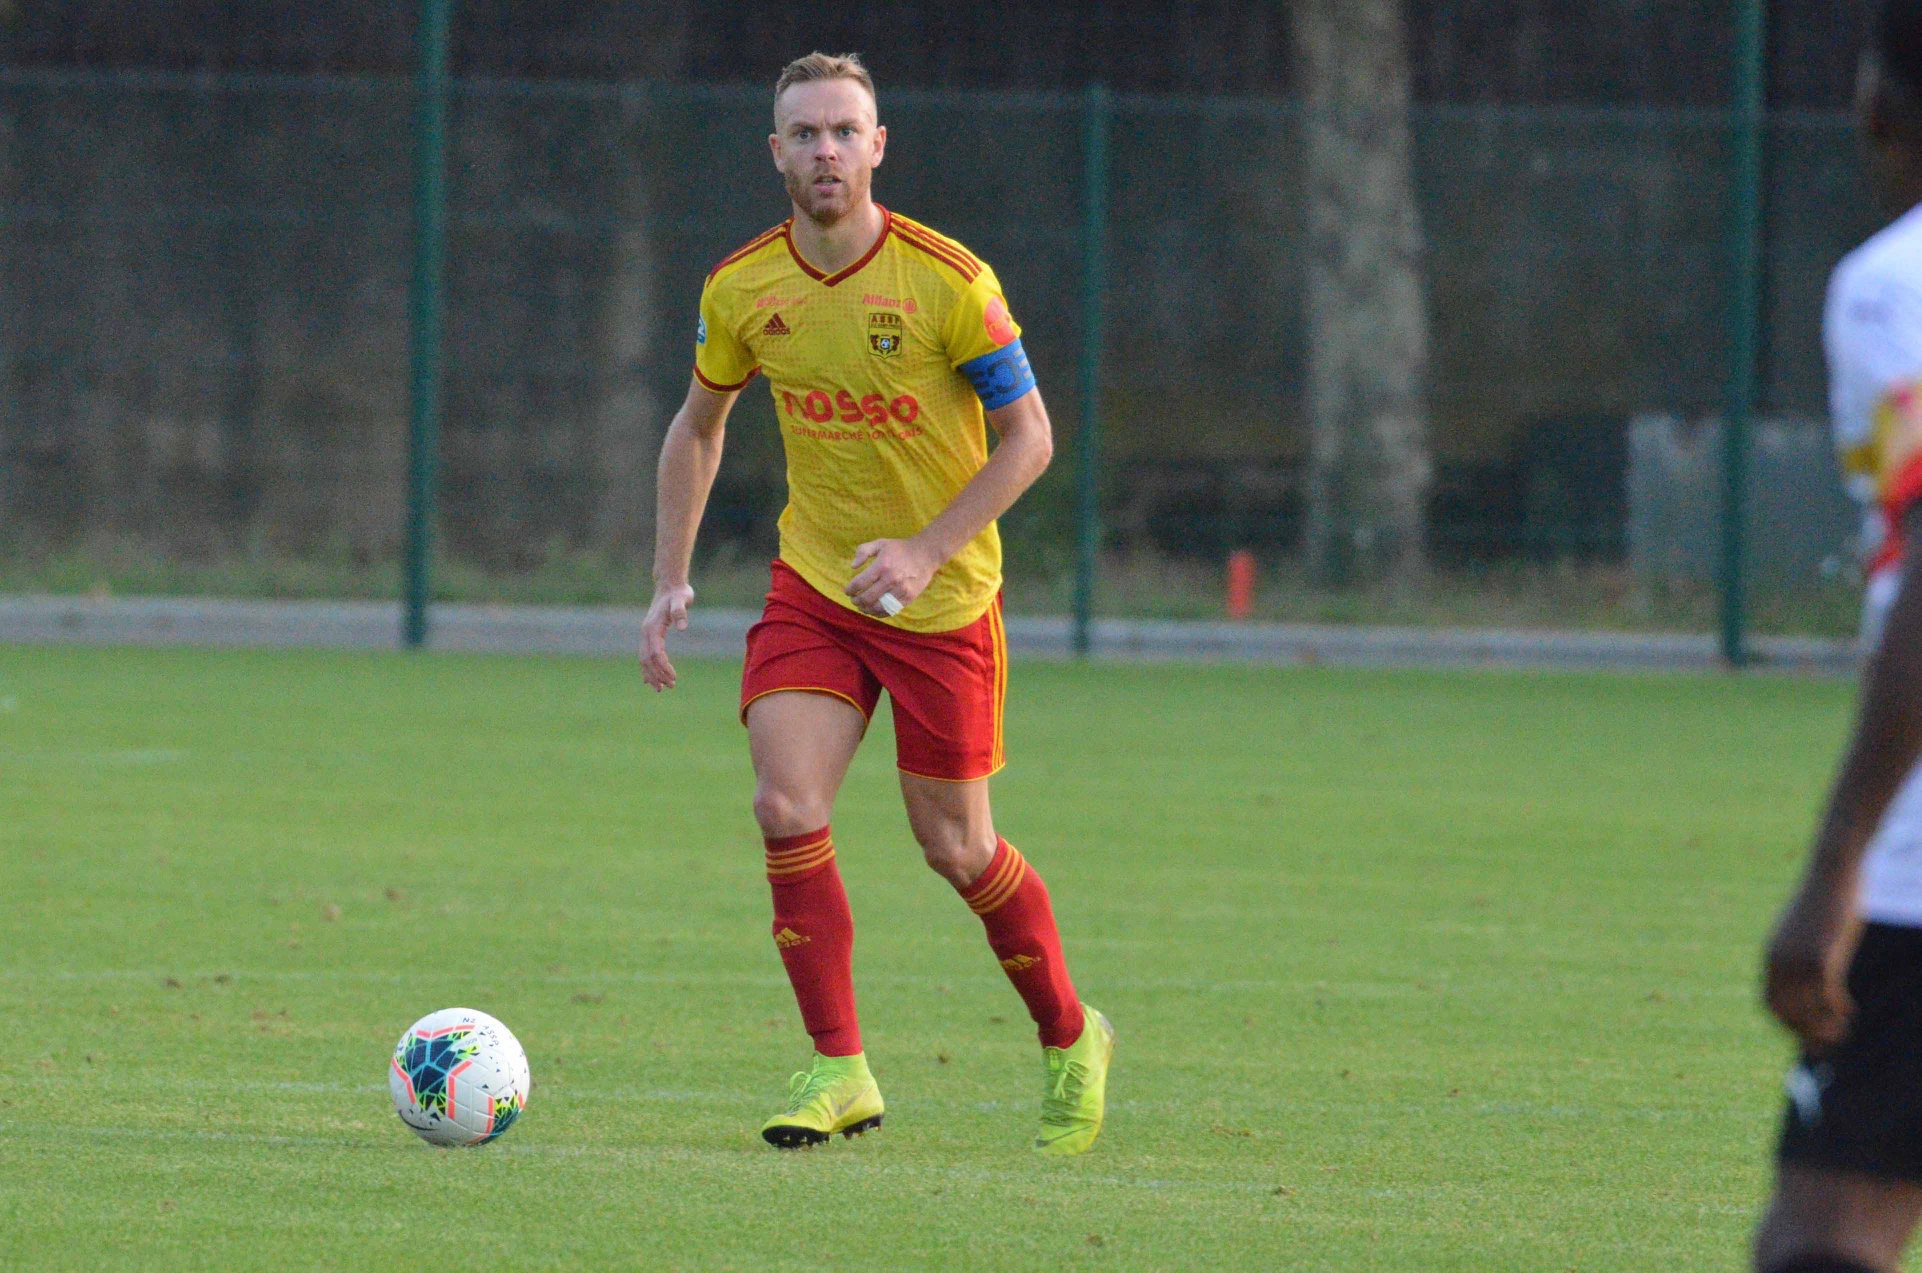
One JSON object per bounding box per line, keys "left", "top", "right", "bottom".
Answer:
{"left": 959, "top": 839, "right": 1085, "bottom": 1049}
{"left": 765, "top": 827, "right": 861, "bottom": 1057}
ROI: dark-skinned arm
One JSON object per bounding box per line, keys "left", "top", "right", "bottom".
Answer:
{"left": 1764, "top": 502, "right": 1922, "bottom": 1049}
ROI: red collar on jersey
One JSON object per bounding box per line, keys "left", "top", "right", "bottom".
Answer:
{"left": 784, "top": 205, "right": 893, "bottom": 287}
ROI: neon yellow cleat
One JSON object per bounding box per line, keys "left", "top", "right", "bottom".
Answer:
{"left": 760, "top": 1052, "right": 885, "bottom": 1149}
{"left": 1033, "top": 1004, "right": 1116, "bottom": 1157}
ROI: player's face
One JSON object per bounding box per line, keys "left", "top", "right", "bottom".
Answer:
{"left": 769, "top": 79, "right": 886, "bottom": 226}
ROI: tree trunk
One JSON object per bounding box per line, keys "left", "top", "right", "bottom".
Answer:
{"left": 586, "top": 11, "right": 689, "bottom": 563}
{"left": 1289, "top": 0, "right": 1433, "bottom": 586}
{"left": 587, "top": 89, "right": 661, "bottom": 559}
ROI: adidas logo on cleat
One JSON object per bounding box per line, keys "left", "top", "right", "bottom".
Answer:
{"left": 762, "top": 313, "right": 792, "bottom": 337}
{"left": 774, "top": 927, "right": 810, "bottom": 949}
{"left": 1000, "top": 953, "right": 1041, "bottom": 972}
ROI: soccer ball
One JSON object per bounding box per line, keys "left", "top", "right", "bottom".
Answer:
{"left": 388, "top": 1007, "right": 530, "bottom": 1147}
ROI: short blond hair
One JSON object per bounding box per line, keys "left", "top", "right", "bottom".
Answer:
{"left": 773, "top": 52, "right": 877, "bottom": 125}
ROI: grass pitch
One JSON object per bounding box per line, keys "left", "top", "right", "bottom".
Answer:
{"left": 0, "top": 644, "right": 1855, "bottom": 1269}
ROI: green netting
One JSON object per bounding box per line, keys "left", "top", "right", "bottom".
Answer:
{"left": 0, "top": 70, "right": 1880, "bottom": 631}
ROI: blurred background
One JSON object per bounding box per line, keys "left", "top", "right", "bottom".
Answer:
{"left": 0, "top": 1, "right": 1884, "bottom": 647}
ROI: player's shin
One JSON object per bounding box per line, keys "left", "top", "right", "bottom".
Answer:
{"left": 956, "top": 838, "right": 1085, "bottom": 1049}
{"left": 765, "top": 827, "right": 862, "bottom": 1056}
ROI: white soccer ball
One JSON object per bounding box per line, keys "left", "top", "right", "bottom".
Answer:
{"left": 389, "top": 1007, "right": 531, "bottom": 1147}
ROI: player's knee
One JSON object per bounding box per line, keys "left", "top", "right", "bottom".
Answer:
{"left": 915, "top": 828, "right": 995, "bottom": 888}
{"left": 921, "top": 843, "right": 978, "bottom": 888}
{"left": 751, "top": 784, "right": 826, "bottom": 838}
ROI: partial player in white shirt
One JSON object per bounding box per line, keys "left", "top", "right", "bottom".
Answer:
{"left": 1821, "top": 205, "right": 1922, "bottom": 929}
{"left": 1756, "top": 5, "right": 1922, "bottom": 1272}
{"left": 1827, "top": 200, "right": 1922, "bottom": 644}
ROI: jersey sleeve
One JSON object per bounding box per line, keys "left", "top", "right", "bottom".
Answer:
{"left": 944, "top": 264, "right": 1037, "bottom": 411}
{"left": 1829, "top": 268, "right": 1922, "bottom": 438}
{"left": 692, "top": 275, "right": 757, "bottom": 393}
{"left": 1827, "top": 266, "right": 1922, "bottom": 520}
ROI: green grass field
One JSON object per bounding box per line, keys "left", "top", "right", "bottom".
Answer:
{"left": 0, "top": 644, "right": 1862, "bottom": 1269}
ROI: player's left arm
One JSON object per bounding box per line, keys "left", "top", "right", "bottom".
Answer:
{"left": 1765, "top": 502, "right": 1922, "bottom": 1050}
{"left": 846, "top": 387, "right": 1052, "bottom": 617}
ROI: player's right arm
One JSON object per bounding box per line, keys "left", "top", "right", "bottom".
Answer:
{"left": 641, "top": 270, "right": 759, "bottom": 692}
{"left": 640, "top": 377, "right": 741, "bottom": 692}
{"left": 1765, "top": 262, "right": 1922, "bottom": 1049}
{"left": 1766, "top": 499, "right": 1922, "bottom": 1048}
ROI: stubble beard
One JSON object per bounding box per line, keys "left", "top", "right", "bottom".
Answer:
{"left": 786, "top": 165, "right": 869, "bottom": 228}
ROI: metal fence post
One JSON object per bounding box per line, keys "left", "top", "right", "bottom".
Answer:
{"left": 1721, "top": 0, "right": 1768, "bottom": 667}
{"left": 403, "top": 0, "right": 454, "bottom": 649}
{"left": 1073, "top": 82, "right": 1111, "bottom": 658}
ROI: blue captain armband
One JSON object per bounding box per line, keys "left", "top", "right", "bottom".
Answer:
{"left": 958, "top": 339, "right": 1036, "bottom": 411}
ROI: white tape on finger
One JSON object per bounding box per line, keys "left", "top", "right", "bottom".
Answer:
{"left": 879, "top": 592, "right": 904, "bottom": 617}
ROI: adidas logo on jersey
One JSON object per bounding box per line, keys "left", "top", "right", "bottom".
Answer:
{"left": 774, "top": 927, "right": 810, "bottom": 949}
{"left": 762, "top": 313, "right": 792, "bottom": 337}
{"left": 1000, "top": 953, "right": 1042, "bottom": 972}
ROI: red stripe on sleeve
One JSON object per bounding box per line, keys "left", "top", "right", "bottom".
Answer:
{"left": 694, "top": 366, "right": 757, "bottom": 393}
{"left": 893, "top": 224, "right": 981, "bottom": 281}
{"left": 707, "top": 223, "right": 789, "bottom": 280}
{"left": 1887, "top": 454, "right": 1922, "bottom": 527}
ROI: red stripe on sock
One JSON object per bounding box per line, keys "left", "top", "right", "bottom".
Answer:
{"left": 959, "top": 838, "right": 1085, "bottom": 1049}
{"left": 765, "top": 827, "right": 832, "bottom": 854}
{"left": 765, "top": 828, "right": 861, "bottom": 1056}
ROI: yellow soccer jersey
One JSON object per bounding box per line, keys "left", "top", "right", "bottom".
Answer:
{"left": 693, "top": 207, "right": 1034, "bottom": 633}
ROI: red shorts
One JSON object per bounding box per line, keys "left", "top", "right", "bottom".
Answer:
{"left": 740, "top": 559, "right": 1007, "bottom": 781}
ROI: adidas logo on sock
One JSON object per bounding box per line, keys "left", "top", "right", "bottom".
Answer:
{"left": 761, "top": 312, "right": 791, "bottom": 337}
{"left": 775, "top": 927, "right": 810, "bottom": 949}
{"left": 1000, "top": 953, "right": 1041, "bottom": 972}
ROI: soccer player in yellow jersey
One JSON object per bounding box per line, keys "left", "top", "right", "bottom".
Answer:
{"left": 638, "top": 52, "right": 1114, "bottom": 1155}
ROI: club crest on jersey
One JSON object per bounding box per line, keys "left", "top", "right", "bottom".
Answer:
{"left": 867, "top": 311, "right": 904, "bottom": 358}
